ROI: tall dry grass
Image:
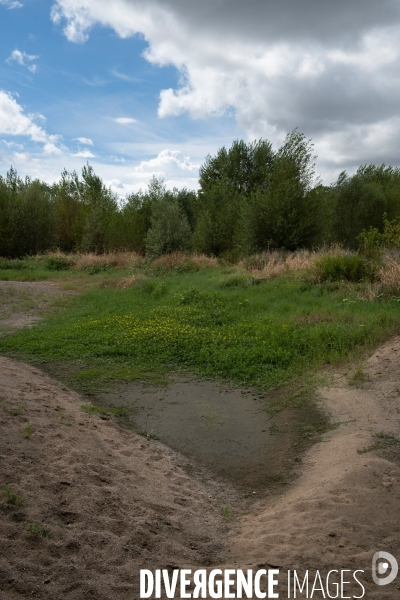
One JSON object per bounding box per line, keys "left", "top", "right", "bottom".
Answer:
{"left": 71, "top": 252, "right": 145, "bottom": 270}
{"left": 241, "top": 250, "right": 318, "bottom": 280}
{"left": 379, "top": 252, "right": 400, "bottom": 293}
{"left": 149, "top": 252, "right": 218, "bottom": 271}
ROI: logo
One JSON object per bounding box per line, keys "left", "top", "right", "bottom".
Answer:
{"left": 372, "top": 551, "right": 398, "bottom": 586}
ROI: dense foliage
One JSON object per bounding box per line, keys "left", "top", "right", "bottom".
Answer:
{"left": 1, "top": 130, "right": 400, "bottom": 257}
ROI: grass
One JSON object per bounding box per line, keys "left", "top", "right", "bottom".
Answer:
{"left": 357, "top": 432, "right": 400, "bottom": 454}
{"left": 0, "top": 485, "right": 26, "bottom": 509}
{"left": 26, "top": 523, "right": 52, "bottom": 538}
{"left": 21, "top": 423, "right": 34, "bottom": 438}
{"left": 220, "top": 505, "right": 234, "bottom": 521}
{"left": 1, "top": 265, "right": 400, "bottom": 393}
{"left": 347, "top": 362, "right": 371, "bottom": 387}
{"left": 1, "top": 401, "right": 26, "bottom": 416}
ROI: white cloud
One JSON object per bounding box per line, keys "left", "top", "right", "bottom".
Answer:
{"left": 0, "top": 90, "right": 62, "bottom": 153}
{"left": 110, "top": 69, "right": 140, "bottom": 83}
{"left": 114, "top": 117, "right": 137, "bottom": 124}
{"left": 0, "top": 0, "right": 23, "bottom": 9}
{"left": 72, "top": 149, "right": 95, "bottom": 158}
{"left": 134, "top": 149, "right": 199, "bottom": 174}
{"left": 51, "top": 0, "right": 400, "bottom": 177}
{"left": 6, "top": 50, "right": 39, "bottom": 73}
{"left": 74, "top": 136, "right": 93, "bottom": 145}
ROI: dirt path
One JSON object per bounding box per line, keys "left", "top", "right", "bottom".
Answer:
{"left": 0, "top": 281, "right": 74, "bottom": 334}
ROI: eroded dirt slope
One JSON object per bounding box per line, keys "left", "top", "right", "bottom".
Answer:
{"left": 0, "top": 357, "right": 230, "bottom": 599}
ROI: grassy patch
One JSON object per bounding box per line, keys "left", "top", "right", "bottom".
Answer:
{"left": 21, "top": 423, "right": 34, "bottom": 438}
{"left": 0, "top": 485, "right": 26, "bottom": 509}
{"left": 0, "top": 269, "right": 399, "bottom": 393}
{"left": 357, "top": 432, "right": 400, "bottom": 454}
{"left": 315, "top": 254, "right": 376, "bottom": 283}
{"left": 0, "top": 401, "right": 26, "bottom": 416}
{"left": 220, "top": 505, "right": 234, "bottom": 521}
{"left": 26, "top": 523, "right": 52, "bottom": 538}
{"left": 347, "top": 363, "right": 371, "bottom": 387}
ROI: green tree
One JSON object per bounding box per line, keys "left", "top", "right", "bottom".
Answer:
{"left": 193, "top": 177, "right": 242, "bottom": 255}
{"left": 195, "top": 139, "right": 274, "bottom": 255}
{"left": 53, "top": 169, "right": 85, "bottom": 251}
{"left": 11, "top": 179, "right": 56, "bottom": 255}
{"left": 332, "top": 170, "right": 388, "bottom": 248}
{"left": 243, "top": 129, "right": 321, "bottom": 251}
{"left": 145, "top": 198, "right": 192, "bottom": 258}
{"left": 78, "top": 164, "right": 119, "bottom": 253}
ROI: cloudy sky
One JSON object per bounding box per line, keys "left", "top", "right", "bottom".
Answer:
{"left": 1, "top": 0, "right": 400, "bottom": 195}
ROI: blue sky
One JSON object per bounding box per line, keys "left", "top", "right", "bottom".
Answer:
{"left": 1, "top": 0, "right": 400, "bottom": 195}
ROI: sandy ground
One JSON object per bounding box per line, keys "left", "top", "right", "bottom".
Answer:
{"left": 0, "top": 280, "right": 400, "bottom": 598}
{"left": 229, "top": 337, "right": 400, "bottom": 598}
{"left": 0, "top": 357, "right": 231, "bottom": 599}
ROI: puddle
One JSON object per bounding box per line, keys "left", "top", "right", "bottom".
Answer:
{"left": 89, "top": 376, "right": 321, "bottom": 490}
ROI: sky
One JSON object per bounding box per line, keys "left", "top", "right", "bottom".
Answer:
{"left": 1, "top": 0, "right": 400, "bottom": 196}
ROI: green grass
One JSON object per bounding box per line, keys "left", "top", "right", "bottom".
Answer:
{"left": 220, "top": 505, "right": 234, "bottom": 521}
{"left": 21, "top": 423, "right": 34, "bottom": 438}
{"left": 357, "top": 432, "right": 400, "bottom": 454}
{"left": 0, "top": 485, "right": 26, "bottom": 509}
{"left": 0, "top": 269, "right": 399, "bottom": 391}
{"left": 26, "top": 523, "right": 52, "bottom": 538}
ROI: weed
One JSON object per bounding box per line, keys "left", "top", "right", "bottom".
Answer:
{"left": 269, "top": 424, "right": 283, "bottom": 435}
{"left": 26, "top": 523, "right": 52, "bottom": 538}
{"left": 315, "top": 254, "right": 375, "bottom": 283}
{"left": 1, "top": 402, "right": 26, "bottom": 416}
{"left": 347, "top": 363, "right": 370, "bottom": 387}
{"left": 81, "top": 404, "right": 129, "bottom": 420}
{"left": 21, "top": 423, "right": 34, "bottom": 438}
{"left": 357, "top": 432, "right": 400, "bottom": 454}
{"left": 220, "top": 505, "right": 234, "bottom": 521}
{"left": 0, "top": 485, "right": 26, "bottom": 509}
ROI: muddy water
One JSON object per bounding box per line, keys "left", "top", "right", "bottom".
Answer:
{"left": 92, "top": 377, "right": 318, "bottom": 490}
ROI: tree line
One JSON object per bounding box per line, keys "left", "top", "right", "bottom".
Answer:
{"left": 1, "top": 129, "right": 400, "bottom": 258}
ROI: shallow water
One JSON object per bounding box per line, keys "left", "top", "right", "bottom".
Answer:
{"left": 93, "top": 376, "right": 317, "bottom": 489}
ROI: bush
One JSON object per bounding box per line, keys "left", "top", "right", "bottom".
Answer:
{"left": 0, "top": 258, "right": 28, "bottom": 270}
{"left": 315, "top": 254, "right": 375, "bottom": 282}
{"left": 45, "top": 256, "right": 72, "bottom": 271}
{"left": 358, "top": 214, "right": 400, "bottom": 251}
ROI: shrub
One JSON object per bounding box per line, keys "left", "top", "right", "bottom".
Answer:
{"left": 0, "top": 258, "right": 28, "bottom": 270}
{"left": 45, "top": 256, "right": 72, "bottom": 271}
{"left": 145, "top": 200, "right": 192, "bottom": 258}
{"left": 315, "top": 254, "right": 375, "bottom": 283}
{"left": 358, "top": 214, "right": 400, "bottom": 251}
